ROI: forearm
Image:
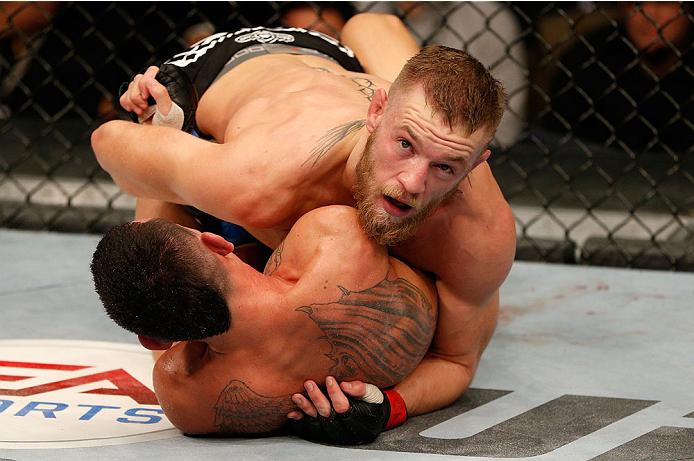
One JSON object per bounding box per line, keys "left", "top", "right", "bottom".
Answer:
{"left": 340, "top": 13, "right": 419, "bottom": 82}
{"left": 134, "top": 198, "right": 203, "bottom": 229}
{"left": 92, "top": 120, "right": 202, "bottom": 203}
{"left": 393, "top": 355, "right": 473, "bottom": 417}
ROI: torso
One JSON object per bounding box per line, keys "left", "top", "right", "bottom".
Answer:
{"left": 189, "top": 207, "right": 439, "bottom": 433}
{"left": 197, "top": 54, "right": 516, "bottom": 389}
{"left": 195, "top": 55, "right": 386, "bottom": 228}
{"left": 194, "top": 53, "right": 514, "bottom": 275}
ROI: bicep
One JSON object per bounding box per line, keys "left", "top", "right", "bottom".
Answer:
{"left": 429, "top": 285, "right": 500, "bottom": 370}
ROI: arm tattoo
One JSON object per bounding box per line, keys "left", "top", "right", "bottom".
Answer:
{"left": 263, "top": 240, "right": 285, "bottom": 276}
{"left": 214, "top": 380, "right": 295, "bottom": 434}
{"left": 303, "top": 119, "right": 365, "bottom": 168}
{"left": 297, "top": 273, "right": 436, "bottom": 385}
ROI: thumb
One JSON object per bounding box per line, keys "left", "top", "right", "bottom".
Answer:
{"left": 147, "top": 78, "right": 172, "bottom": 116}
{"left": 340, "top": 380, "right": 384, "bottom": 403}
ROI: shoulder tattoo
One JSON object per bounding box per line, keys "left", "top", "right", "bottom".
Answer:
{"left": 297, "top": 273, "right": 436, "bottom": 385}
{"left": 263, "top": 240, "right": 285, "bottom": 276}
{"left": 214, "top": 380, "right": 295, "bottom": 434}
{"left": 303, "top": 119, "right": 365, "bottom": 168}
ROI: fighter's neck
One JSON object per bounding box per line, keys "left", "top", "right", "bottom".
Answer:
{"left": 206, "top": 256, "right": 292, "bottom": 341}
{"left": 227, "top": 257, "right": 293, "bottom": 303}
{"left": 342, "top": 125, "right": 370, "bottom": 191}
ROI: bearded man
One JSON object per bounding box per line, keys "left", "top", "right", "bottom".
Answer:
{"left": 92, "top": 13, "right": 516, "bottom": 444}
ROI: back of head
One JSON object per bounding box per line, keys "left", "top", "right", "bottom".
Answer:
{"left": 90, "top": 219, "right": 231, "bottom": 342}
{"left": 389, "top": 45, "right": 508, "bottom": 144}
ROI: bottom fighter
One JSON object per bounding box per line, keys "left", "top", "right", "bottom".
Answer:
{"left": 90, "top": 205, "right": 437, "bottom": 441}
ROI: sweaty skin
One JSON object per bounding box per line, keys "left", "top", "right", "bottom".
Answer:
{"left": 152, "top": 206, "right": 437, "bottom": 434}
{"left": 93, "top": 13, "right": 516, "bottom": 418}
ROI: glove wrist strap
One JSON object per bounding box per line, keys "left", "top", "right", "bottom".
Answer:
{"left": 383, "top": 390, "right": 407, "bottom": 430}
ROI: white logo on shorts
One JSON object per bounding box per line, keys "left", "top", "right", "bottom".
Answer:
{"left": 235, "top": 30, "right": 295, "bottom": 45}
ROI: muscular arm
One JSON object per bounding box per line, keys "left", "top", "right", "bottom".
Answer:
{"left": 340, "top": 13, "right": 419, "bottom": 82}
{"left": 394, "top": 291, "right": 501, "bottom": 416}
{"left": 93, "top": 121, "right": 203, "bottom": 203}
{"left": 92, "top": 120, "right": 280, "bottom": 228}
{"left": 392, "top": 182, "right": 517, "bottom": 416}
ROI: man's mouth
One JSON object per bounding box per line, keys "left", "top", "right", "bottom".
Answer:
{"left": 382, "top": 195, "right": 413, "bottom": 217}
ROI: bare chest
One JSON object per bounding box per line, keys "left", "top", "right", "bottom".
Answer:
{"left": 227, "top": 98, "right": 362, "bottom": 222}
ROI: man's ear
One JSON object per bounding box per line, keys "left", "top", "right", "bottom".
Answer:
{"left": 471, "top": 149, "right": 491, "bottom": 169}
{"left": 366, "top": 88, "right": 388, "bottom": 133}
{"left": 138, "top": 336, "right": 174, "bottom": 351}
{"left": 201, "top": 232, "right": 235, "bottom": 256}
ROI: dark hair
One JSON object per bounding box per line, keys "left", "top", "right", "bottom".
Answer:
{"left": 389, "top": 45, "right": 508, "bottom": 144}
{"left": 90, "top": 219, "right": 231, "bottom": 342}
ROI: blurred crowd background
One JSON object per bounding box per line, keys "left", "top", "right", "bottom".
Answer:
{"left": 1, "top": 1, "right": 693, "bottom": 270}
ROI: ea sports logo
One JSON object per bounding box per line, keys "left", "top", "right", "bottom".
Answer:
{"left": 0, "top": 339, "right": 178, "bottom": 449}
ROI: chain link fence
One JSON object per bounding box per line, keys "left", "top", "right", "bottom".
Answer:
{"left": 2, "top": 1, "right": 693, "bottom": 270}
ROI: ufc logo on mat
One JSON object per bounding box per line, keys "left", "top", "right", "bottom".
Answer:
{"left": 362, "top": 388, "right": 694, "bottom": 459}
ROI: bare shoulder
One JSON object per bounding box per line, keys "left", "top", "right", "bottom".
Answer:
{"left": 393, "top": 163, "right": 516, "bottom": 304}
{"left": 293, "top": 206, "right": 372, "bottom": 247}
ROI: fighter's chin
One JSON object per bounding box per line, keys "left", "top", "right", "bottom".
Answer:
{"left": 357, "top": 209, "right": 414, "bottom": 246}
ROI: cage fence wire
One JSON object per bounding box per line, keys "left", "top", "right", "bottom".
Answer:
{"left": 1, "top": 1, "right": 693, "bottom": 270}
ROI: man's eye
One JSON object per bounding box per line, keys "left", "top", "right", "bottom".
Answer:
{"left": 439, "top": 164, "right": 454, "bottom": 174}
{"left": 399, "top": 139, "right": 411, "bottom": 149}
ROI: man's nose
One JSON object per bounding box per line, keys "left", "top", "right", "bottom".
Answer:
{"left": 397, "top": 159, "right": 428, "bottom": 195}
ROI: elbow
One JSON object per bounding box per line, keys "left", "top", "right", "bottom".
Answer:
{"left": 91, "top": 121, "right": 116, "bottom": 171}
{"left": 91, "top": 120, "right": 137, "bottom": 195}
{"left": 92, "top": 120, "right": 130, "bottom": 174}
{"left": 91, "top": 124, "right": 103, "bottom": 159}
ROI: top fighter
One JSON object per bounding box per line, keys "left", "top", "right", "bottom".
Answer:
{"left": 91, "top": 13, "right": 516, "bottom": 439}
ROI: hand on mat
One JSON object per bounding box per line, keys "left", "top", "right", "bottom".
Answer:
{"left": 119, "top": 65, "right": 172, "bottom": 118}
{"left": 287, "top": 377, "right": 391, "bottom": 445}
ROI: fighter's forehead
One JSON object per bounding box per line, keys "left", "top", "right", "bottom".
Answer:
{"left": 388, "top": 86, "right": 486, "bottom": 159}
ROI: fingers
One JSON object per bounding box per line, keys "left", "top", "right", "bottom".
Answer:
{"left": 304, "top": 380, "right": 333, "bottom": 417}
{"left": 119, "top": 66, "right": 161, "bottom": 115}
{"left": 286, "top": 410, "right": 304, "bottom": 421}
{"left": 290, "top": 382, "right": 325, "bottom": 418}
{"left": 147, "top": 78, "right": 173, "bottom": 116}
{"left": 288, "top": 377, "right": 352, "bottom": 420}
{"left": 137, "top": 66, "right": 159, "bottom": 101}
{"left": 287, "top": 393, "right": 308, "bottom": 421}
{"left": 326, "top": 376, "right": 351, "bottom": 413}
{"left": 340, "top": 380, "right": 367, "bottom": 399}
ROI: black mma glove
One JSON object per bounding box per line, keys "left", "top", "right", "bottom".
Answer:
{"left": 120, "top": 63, "right": 199, "bottom": 132}
{"left": 290, "top": 388, "right": 407, "bottom": 445}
